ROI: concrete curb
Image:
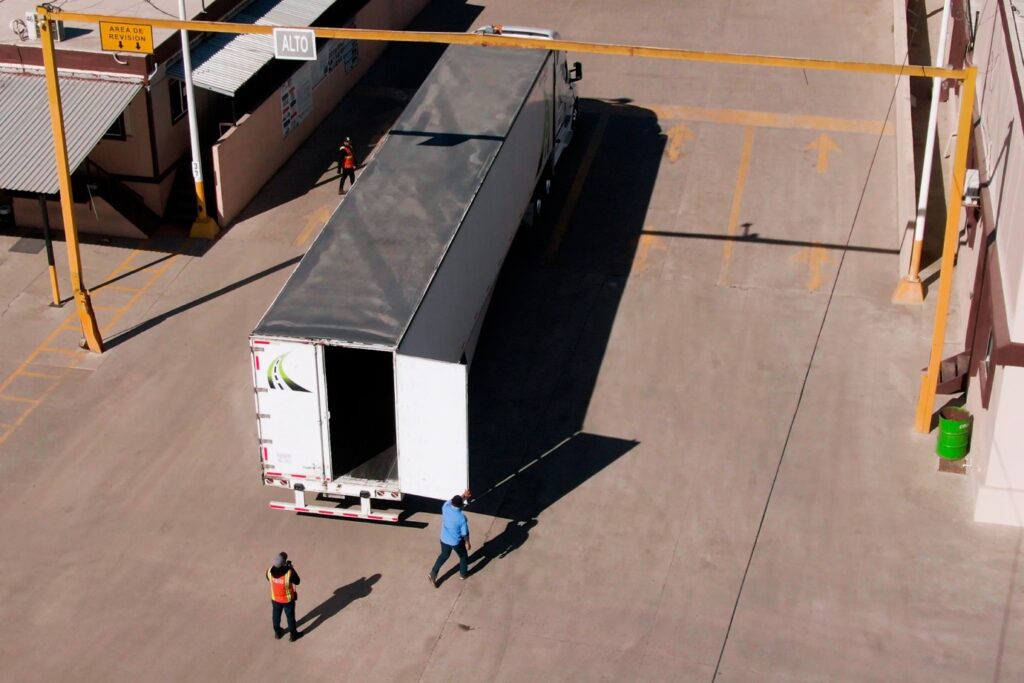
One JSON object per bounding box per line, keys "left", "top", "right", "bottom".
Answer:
{"left": 893, "top": 0, "right": 918, "bottom": 276}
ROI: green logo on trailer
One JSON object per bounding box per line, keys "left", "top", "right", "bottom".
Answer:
{"left": 267, "top": 354, "right": 311, "bottom": 392}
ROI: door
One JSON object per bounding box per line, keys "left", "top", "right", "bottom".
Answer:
{"left": 252, "top": 338, "right": 328, "bottom": 482}
{"left": 395, "top": 354, "right": 469, "bottom": 499}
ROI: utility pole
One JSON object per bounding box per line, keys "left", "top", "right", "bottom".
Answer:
{"left": 38, "top": 11, "right": 103, "bottom": 352}
{"left": 178, "top": 0, "right": 220, "bottom": 239}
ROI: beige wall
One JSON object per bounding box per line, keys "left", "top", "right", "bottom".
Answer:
{"left": 84, "top": 68, "right": 214, "bottom": 218}
{"left": 89, "top": 89, "right": 153, "bottom": 179}
{"left": 971, "top": 367, "right": 1024, "bottom": 526}
{"left": 949, "top": 0, "right": 1024, "bottom": 527}
{"left": 973, "top": 0, "right": 1024, "bottom": 337}
{"left": 12, "top": 196, "right": 146, "bottom": 239}
{"left": 212, "top": 0, "right": 428, "bottom": 225}
{"left": 149, "top": 68, "right": 216, "bottom": 177}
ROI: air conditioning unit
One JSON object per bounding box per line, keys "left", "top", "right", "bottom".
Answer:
{"left": 963, "top": 168, "right": 981, "bottom": 207}
{"left": 24, "top": 12, "right": 39, "bottom": 41}
{"left": 23, "top": 13, "right": 65, "bottom": 41}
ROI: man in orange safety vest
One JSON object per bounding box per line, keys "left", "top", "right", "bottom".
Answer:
{"left": 267, "top": 552, "right": 302, "bottom": 641}
{"left": 339, "top": 137, "right": 357, "bottom": 195}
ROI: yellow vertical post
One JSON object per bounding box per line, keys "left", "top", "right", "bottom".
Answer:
{"left": 913, "top": 66, "right": 976, "bottom": 433}
{"left": 38, "top": 8, "right": 104, "bottom": 352}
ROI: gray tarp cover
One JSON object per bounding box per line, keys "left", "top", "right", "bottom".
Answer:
{"left": 254, "top": 45, "right": 549, "bottom": 347}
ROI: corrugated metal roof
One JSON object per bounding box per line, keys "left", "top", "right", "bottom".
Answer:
{"left": 0, "top": 72, "right": 142, "bottom": 195}
{"left": 167, "top": 0, "right": 337, "bottom": 96}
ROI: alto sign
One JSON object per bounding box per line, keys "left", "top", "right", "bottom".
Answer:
{"left": 273, "top": 28, "right": 317, "bottom": 61}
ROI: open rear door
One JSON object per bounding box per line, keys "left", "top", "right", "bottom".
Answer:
{"left": 395, "top": 355, "right": 469, "bottom": 499}
{"left": 252, "top": 338, "right": 328, "bottom": 483}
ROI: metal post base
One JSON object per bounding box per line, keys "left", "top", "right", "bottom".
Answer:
{"left": 892, "top": 276, "right": 925, "bottom": 305}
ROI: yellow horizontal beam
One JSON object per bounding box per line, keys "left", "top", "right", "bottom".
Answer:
{"left": 42, "top": 8, "right": 966, "bottom": 80}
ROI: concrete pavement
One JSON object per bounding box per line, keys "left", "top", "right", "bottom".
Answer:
{"left": 1, "top": 1, "right": 1022, "bottom": 681}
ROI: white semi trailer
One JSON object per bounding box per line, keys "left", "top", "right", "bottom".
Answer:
{"left": 250, "top": 29, "right": 581, "bottom": 521}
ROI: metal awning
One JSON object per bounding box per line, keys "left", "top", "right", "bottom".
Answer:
{"left": 166, "top": 0, "right": 336, "bottom": 96}
{"left": 0, "top": 71, "right": 142, "bottom": 195}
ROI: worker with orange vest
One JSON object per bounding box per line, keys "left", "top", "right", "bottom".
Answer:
{"left": 339, "top": 137, "right": 357, "bottom": 194}
{"left": 267, "top": 552, "right": 302, "bottom": 641}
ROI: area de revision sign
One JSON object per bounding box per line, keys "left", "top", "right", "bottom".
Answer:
{"left": 273, "top": 28, "right": 317, "bottom": 61}
{"left": 99, "top": 21, "right": 154, "bottom": 54}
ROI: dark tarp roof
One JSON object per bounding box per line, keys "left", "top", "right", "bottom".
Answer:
{"left": 254, "top": 45, "right": 549, "bottom": 347}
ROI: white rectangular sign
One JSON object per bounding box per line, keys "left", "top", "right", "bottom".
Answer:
{"left": 273, "top": 28, "right": 317, "bottom": 61}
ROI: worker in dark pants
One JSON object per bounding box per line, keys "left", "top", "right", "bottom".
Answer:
{"left": 338, "top": 137, "right": 357, "bottom": 194}
{"left": 429, "top": 489, "right": 472, "bottom": 586}
{"left": 267, "top": 552, "right": 302, "bottom": 641}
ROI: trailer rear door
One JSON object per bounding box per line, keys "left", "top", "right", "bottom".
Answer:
{"left": 252, "top": 339, "right": 328, "bottom": 482}
{"left": 395, "top": 355, "right": 469, "bottom": 499}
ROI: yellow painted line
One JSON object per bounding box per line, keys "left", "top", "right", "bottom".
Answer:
{"left": 92, "top": 306, "right": 130, "bottom": 313}
{"left": 99, "top": 258, "right": 178, "bottom": 335}
{"left": 664, "top": 123, "right": 694, "bottom": 163}
{"left": 292, "top": 205, "right": 334, "bottom": 247}
{"left": 717, "top": 127, "right": 757, "bottom": 287}
{"left": 805, "top": 133, "right": 841, "bottom": 173}
{"left": 791, "top": 244, "right": 833, "bottom": 291}
{"left": 39, "top": 346, "right": 83, "bottom": 356}
{"left": 0, "top": 394, "right": 38, "bottom": 405}
{"left": 632, "top": 233, "right": 668, "bottom": 275}
{"left": 95, "top": 284, "right": 143, "bottom": 294}
{"left": 17, "top": 370, "right": 63, "bottom": 380}
{"left": 610, "top": 103, "right": 893, "bottom": 136}
{"left": 545, "top": 112, "right": 610, "bottom": 261}
{"left": 0, "top": 247, "right": 168, "bottom": 447}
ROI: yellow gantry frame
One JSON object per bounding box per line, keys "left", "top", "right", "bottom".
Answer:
{"left": 39, "top": 11, "right": 104, "bottom": 352}
{"left": 36, "top": 7, "right": 970, "bottom": 433}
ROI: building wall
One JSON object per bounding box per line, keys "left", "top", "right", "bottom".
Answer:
{"left": 89, "top": 89, "right": 153, "bottom": 179}
{"left": 11, "top": 196, "right": 146, "bottom": 239}
{"left": 973, "top": 0, "right": 1024, "bottom": 336}
{"left": 211, "top": 0, "right": 428, "bottom": 225}
{"left": 952, "top": 0, "right": 1024, "bottom": 527}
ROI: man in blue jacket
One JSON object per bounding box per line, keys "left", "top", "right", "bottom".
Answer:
{"left": 429, "top": 489, "right": 472, "bottom": 586}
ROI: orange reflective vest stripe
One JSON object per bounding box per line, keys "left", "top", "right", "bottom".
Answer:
{"left": 268, "top": 569, "right": 295, "bottom": 603}
{"left": 342, "top": 147, "right": 356, "bottom": 169}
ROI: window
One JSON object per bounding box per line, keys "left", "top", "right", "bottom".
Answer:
{"left": 170, "top": 79, "right": 187, "bottom": 123}
{"left": 103, "top": 113, "right": 127, "bottom": 141}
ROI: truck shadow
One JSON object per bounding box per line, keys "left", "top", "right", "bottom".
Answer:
{"left": 465, "top": 100, "right": 664, "bottom": 524}
{"left": 296, "top": 573, "right": 381, "bottom": 636}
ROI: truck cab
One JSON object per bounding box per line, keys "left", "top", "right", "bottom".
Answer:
{"left": 474, "top": 24, "right": 581, "bottom": 167}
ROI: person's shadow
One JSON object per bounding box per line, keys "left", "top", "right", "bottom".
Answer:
{"left": 438, "top": 519, "right": 537, "bottom": 584}
{"left": 296, "top": 574, "right": 381, "bottom": 636}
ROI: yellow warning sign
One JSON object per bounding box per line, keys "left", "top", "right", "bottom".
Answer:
{"left": 99, "top": 21, "right": 154, "bottom": 54}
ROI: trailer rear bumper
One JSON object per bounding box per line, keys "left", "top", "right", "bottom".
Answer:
{"left": 269, "top": 490, "right": 398, "bottom": 522}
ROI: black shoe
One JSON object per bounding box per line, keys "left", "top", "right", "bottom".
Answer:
{"left": 274, "top": 628, "right": 285, "bottom": 640}
{"left": 428, "top": 572, "right": 437, "bottom": 588}
{"left": 290, "top": 632, "right": 302, "bottom": 642}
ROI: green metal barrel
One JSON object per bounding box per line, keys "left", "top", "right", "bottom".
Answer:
{"left": 936, "top": 407, "right": 971, "bottom": 460}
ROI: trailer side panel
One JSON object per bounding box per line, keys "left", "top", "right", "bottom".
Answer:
{"left": 397, "top": 53, "right": 554, "bottom": 363}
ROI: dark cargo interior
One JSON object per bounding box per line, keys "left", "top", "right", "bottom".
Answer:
{"left": 323, "top": 345, "right": 398, "bottom": 483}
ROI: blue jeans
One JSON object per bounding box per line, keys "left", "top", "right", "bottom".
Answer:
{"left": 272, "top": 600, "right": 297, "bottom": 637}
{"left": 431, "top": 540, "right": 469, "bottom": 578}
